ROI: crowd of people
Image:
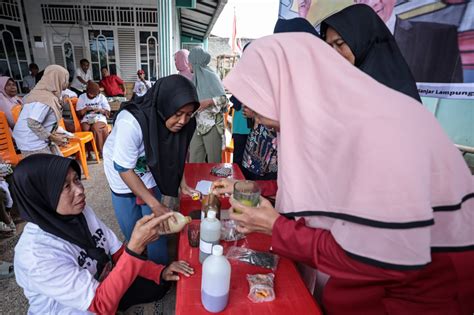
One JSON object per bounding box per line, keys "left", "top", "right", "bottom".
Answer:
{"left": 0, "top": 3, "right": 472, "bottom": 314}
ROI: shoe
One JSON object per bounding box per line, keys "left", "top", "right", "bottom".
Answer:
{"left": 0, "top": 221, "right": 12, "bottom": 233}
{"left": 0, "top": 261, "right": 14, "bottom": 279}
{"left": 89, "top": 152, "right": 97, "bottom": 161}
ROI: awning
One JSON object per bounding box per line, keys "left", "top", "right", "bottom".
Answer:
{"left": 178, "top": 0, "right": 227, "bottom": 41}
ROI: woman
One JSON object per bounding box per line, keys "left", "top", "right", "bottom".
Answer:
{"left": 0, "top": 76, "right": 22, "bottom": 128}
{"left": 13, "top": 65, "right": 70, "bottom": 157}
{"left": 321, "top": 4, "right": 421, "bottom": 102}
{"left": 76, "top": 81, "right": 110, "bottom": 157}
{"left": 188, "top": 47, "right": 228, "bottom": 163}
{"left": 103, "top": 75, "right": 200, "bottom": 265}
{"left": 215, "top": 34, "right": 474, "bottom": 314}
{"left": 14, "top": 154, "right": 193, "bottom": 314}
{"left": 174, "top": 49, "right": 193, "bottom": 81}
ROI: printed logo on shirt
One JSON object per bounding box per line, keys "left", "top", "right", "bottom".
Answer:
{"left": 77, "top": 228, "right": 107, "bottom": 269}
{"left": 134, "top": 156, "right": 150, "bottom": 178}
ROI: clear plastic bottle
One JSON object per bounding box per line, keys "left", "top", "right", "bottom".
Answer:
{"left": 160, "top": 212, "right": 192, "bottom": 235}
{"left": 199, "top": 210, "right": 221, "bottom": 263}
{"left": 201, "top": 245, "right": 231, "bottom": 313}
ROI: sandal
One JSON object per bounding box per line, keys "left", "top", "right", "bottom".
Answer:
{"left": 0, "top": 221, "right": 13, "bottom": 233}
{"left": 0, "top": 261, "right": 14, "bottom": 279}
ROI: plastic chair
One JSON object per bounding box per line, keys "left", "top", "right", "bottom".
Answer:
{"left": 65, "top": 98, "right": 101, "bottom": 164}
{"left": 58, "top": 119, "right": 90, "bottom": 179}
{"left": 11, "top": 104, "right": 21, "bottom": 124}
{"left": 221, "top": 107, "right": 234, "bottom": 163}
{"left": 0, "top": 112, "right": 21, "bottom": 165}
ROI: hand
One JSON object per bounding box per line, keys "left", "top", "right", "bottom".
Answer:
{"left": 49, "top": 133, "right": 68, "bottom": 146}
{"left": 229, "top": 196, "right": 279, "bottom": 235}
{"left": 150, "top": 202, "right": 174, "bottom": 232}
{"left": 211, "top": 178, "right": 237, "bottom": 196}
{"left": 180, "top": 183, "right": 200, "bottom": 198}
{"left": 128, "top": 212, "right": 175, "bottom": 254}
{"left": 242, "top": 106, "right": 255, "bottom": 119}
{"left": 162, "top": 261, "right": 194, "bottom": 281}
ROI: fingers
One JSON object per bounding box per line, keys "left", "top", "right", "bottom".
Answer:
{"left": 169, "top": 261, "right": 194, "bottom": 277}
{"left": 259, "top": 196, "right": 272, "bottom": 208}
{"left": 147, "top": 212, "right": 174, "bottom": 228}
{"left": 135, "top": 213, "right": 155, "bottom": 226}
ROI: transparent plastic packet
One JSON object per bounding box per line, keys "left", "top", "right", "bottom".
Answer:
{"left": 247, "top": 273, "right": 275, "bottom": 303}
{"left": 220, "top": 219, "right": 246, "bottom": 241}
{"left": 225, "top": 246, "right": 279, "bottom": 271}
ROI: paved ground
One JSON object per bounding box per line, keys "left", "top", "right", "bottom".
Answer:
{"left": 0, "top": 162, "right": 177, "bottom": 315}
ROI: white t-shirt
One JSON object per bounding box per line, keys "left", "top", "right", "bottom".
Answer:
{"left": 76, "top": 93, "right": 110, "bottom": 124}
{"left": 133, "top": 80, "right": 152, "bottom": 97}
{"left": 13, "top": 102, "right": 57, "bottom": 151}
{"left": 22, "top": 75, "right": 36, "bottom": 91}
{"left": 103, "top": 110, "right": 156, "bottom": 194}
{"left": 70, "top": 68, "right": 93, "bottom": 92}
{"left": 14, "top": 206, "right": 123, "bottom": 315}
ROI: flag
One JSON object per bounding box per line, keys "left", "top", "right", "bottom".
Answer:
{"left": 229, "top": 7, "right": 242, "bottom": 55}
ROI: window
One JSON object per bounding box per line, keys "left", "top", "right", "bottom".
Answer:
{"left": 0, "top": 24, "right": 29, "bottom": 90}
{"left": 89, "top": 30, "right": 116, "bottom": 80}
{"left": 139, "top": 31, "right": 159, "bottom": 81}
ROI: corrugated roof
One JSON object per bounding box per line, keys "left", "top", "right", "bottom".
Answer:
{"left": 179, "top": 0, "right": 227, "bottom": 40}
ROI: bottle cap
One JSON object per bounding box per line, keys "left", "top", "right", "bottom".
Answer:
{"left": 185, "top": 216, "right": 192, "bottom": 224}
{"left": 212, "top": 245, "right": 223, "bottom": 256}
{"left": 207, "top": 210, "right": 216, "bottom": 219}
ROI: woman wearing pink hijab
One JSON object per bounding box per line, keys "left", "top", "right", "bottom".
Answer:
{"left": 213, "top": 33, "right": 474, "bottom": 314}
{"left": 0, "top": 76, "right": 22, "bottom": 128}
{"left": 174, "top": 49, "right": 193, "bottom": 81}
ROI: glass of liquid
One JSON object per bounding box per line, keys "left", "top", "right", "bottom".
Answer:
{"left": 233, "top": 180, "right": 261, "bottom": 213}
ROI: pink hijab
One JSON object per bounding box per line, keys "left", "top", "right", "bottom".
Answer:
{"left": 0, "top": 76, "right": 21, "bottom": 128}
{"left": 224, "top": 34, "right": 474, "bottom": 271}
{"left": 174, "top": 49, "right": 193, "bottom": 81}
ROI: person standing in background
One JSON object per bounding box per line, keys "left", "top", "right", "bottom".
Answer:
{"left": 174, "top": 49, "right": 193, "bottom": 81}
{"left": 70, "top": 59, "right": 93, "bottom": 95}
{"left": 132, "top": 70, "right": 152, "bottom": 99}
{"left": 22, "top": 63, "right": 39, "bottom": 94}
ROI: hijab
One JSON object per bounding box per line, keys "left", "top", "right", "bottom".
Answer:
{"left": 174, "top": 49, "right": 193, "bottom": 81}
{"left": 119, "top": 75, "right": 199, "bottom": 197}
{"left": 13, "top": 154, "right": 110, "bottom": 279}
{"left": 0, "top": 76, "right": 21, "bottom": 127}
{"left": 188, "top": 47, "right": 225, "bottom": 101}
{"left": 23, "top": 65, "right": 69, "bottom": 122}
{"left": 321, "top": 4, "right": 421, "bottom": 102}
{"left": 224, "top": 33, "right": 474, "bottom": 271}
{"left": 273, "top": 18, "right": 320, "bottom": 38}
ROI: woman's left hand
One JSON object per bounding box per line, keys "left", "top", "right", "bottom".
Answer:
{"left": 229, "top": 196, "right": 280, "bottom": 235}
{"left": 162, "top": 261, "right": 194, "bottom": 281}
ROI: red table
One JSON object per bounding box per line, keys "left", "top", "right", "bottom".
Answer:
{"left": 181, "top": 163, "right": 245, "bottom": 216}
{"left": 175, "top": 227, "right": 322, "bottom": 315}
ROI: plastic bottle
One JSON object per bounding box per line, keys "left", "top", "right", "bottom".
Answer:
{"left": 201, "top": 193, "right": 221, "bottom": 219}
{"left": 160, "top": 212, "right": 192, "bottom": 235}
{"left": 199, "top": 210, "right": 221, "bottom": 263}
{"left": 201, "top": 245, "right": 231, "bottom": 313}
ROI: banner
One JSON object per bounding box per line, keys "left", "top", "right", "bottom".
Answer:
{"left": 278, "top": 0, "right": 474, "bottom": 99}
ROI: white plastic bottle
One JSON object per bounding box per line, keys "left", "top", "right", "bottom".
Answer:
{"left": 201, "top": 245, "right": 231, "bottom": 313}
{"left": 199, "top": 210, "right": 221, "bottom": 263}
{"left": 160, "top": 212, "right": 192, "bottom": 235}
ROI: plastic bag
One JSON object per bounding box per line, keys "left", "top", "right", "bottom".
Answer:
{"left": 210, "top": 165, "right": 232, "bottom": 177}
{"left": 226, "top": 246, "right": 279, "bottom": 271}
{"left": 247, "top": 273, "right": 275, "bottom": 303}
{"left": 221, "top": 219, "right": 246, "bottom": 241}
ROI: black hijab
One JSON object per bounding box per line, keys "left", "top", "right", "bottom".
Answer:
{"left": 13, "top": 154, "right": 109, "bottom": 279}
{"left": 273, "top": 18, "right": 320, "bottom": 38}
{"left": 119, "top": 74, "right": 199, "bottom": 197}
{"left": 321, "top": 4, "right": 421, "bottom": 102}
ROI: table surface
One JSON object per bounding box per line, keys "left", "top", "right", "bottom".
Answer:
{"left": 175, "top": 226, "right": 322, "bottom": 315}
{"left": 180, "top": 163, "right": 245, "bottom": 216}
{"left": 176, "top": 164, "right": 322, "bottom": 314}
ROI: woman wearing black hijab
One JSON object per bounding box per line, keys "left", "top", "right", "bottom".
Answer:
{"left": 103, "top": 74, "right": 200, "bottom": 265}
{"left": 13, "top": 154, "right": 193, "bottom": 314}
{"left": 321, "top": 4, "right": 421, "bottom": 102}
{"left": 273, "top": 17, "right": 320, "bottom": 37}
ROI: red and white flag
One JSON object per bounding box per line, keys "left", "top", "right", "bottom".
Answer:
{"left": 229, "top": 7, "right": 242, "bottom": 55}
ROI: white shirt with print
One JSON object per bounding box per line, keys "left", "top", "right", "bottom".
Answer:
{"left": 76, "top": 93, "right": 110, "bottom": 124}
{"left": 14, "top": 206, "right": 123, "bottom": 315}
{"left": 103, "top": 110, "right": 157, "bottom": 194}
{"left": 133, "top": 80, "right": 152, "bottom": 97}
{"left": 13, "top": 102, "right": 57, "bottom": 151}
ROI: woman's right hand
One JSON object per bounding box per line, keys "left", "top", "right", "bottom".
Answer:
{"left": 49, "top": 133, "right": 68, "bottom": 146}
{"left": 127, "top": 212, "right": 174, "bottom": 255}
{"left": 242, "top": 106, "right": 255, "bottom": 119}
{"left": 211, "top": 178, "right": 237, "bottom": 196}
